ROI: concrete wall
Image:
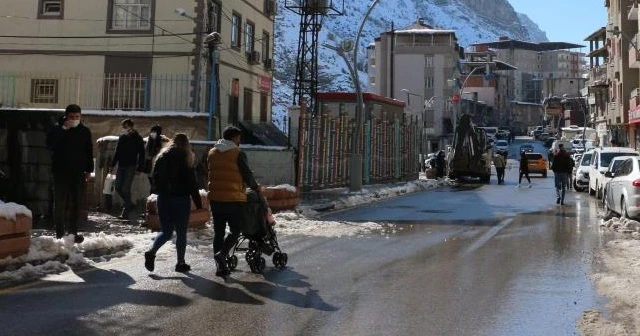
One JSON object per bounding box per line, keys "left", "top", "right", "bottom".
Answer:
{"left": 0, "top": 109, "right": 294, "bottom": 220}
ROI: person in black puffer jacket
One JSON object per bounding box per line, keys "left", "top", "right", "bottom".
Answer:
{"left": 46, "top": 104, "right": 93, "bottom": 243}
{"left": 551, "top": 144, "right": 574, "bottom": 205}
{"left": 110, "top": 118, "right": 145, "bottom": 219}
{"left": 144, "top": 133, "right": 203, "bottom": 273}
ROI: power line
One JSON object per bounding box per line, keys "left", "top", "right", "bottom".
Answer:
{"left": 0, "top": 32, "right": 197, "bottom": 39}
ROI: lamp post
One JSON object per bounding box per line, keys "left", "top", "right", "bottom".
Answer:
{"left": 449, "top": 65, "right": 485, "bottom": 132}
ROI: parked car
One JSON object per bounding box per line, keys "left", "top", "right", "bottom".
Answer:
{"left": 495, "top": 140, "right": 509, "bottom": 153}
{"left": 538, "top": 132, "right": 550, "bottom": 141}
{"left": 525, "top": 152, "right": 548, "bottom": 177}
{"left": 520, "top": 144, "right": 534, "bottom": 153}
{"left": 601, "top": 155, "right": 638, "bottom": 205}
{"left": 573, "top": 150, "right": 593, "bottom": 192}
{"left": 589, "top": 147, "right": 640, "bottom": 199}
{"left": 603, "top": 157, "right": 640, "bottom": 219}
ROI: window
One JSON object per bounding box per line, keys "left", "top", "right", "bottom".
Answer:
{"left": 207, "top": 1, "right": 221, "bottom": 33}
{"left": 425, "top": 76, "right": 434, "bottom": 89}
{"left": 245, "top": 21, "right": 255, "bottom": 54}
{"left": 243, "top": 89, "right": 253, "bottom": 121}
{"left": 38, "top": 0, "right": 63, "bottom": 19}
{"left": 228, "top": 95, "right": 239, "bottom": 124}
{"left": 262, "top": 31, "right": 270, "bottom": 62}
{"left": 231, "top": 12, "right": 241, "bottom": 49}
{"left": 425, "top": 55, "right": 433, "bottom": 67}
{"left": 105, "top": 74, "right": 146, "bottom": 110}
{"left": 108, "top": 0, "right": 153, "bottom": 33}
{"left": 260, "top": 93, "right": 268, "bottom": 122}
{"left": 31, "top": 79, "right": 58, "bottom": 104}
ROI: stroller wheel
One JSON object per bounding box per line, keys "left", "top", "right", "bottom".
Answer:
{"left": 272, "top": 252, "right": 287, "bottom": 269}
{"left": 257, "top": 257, "right": 266, "bottom": 273}
{"left": 227, "top": 255, "right": 238, "bottom": 270}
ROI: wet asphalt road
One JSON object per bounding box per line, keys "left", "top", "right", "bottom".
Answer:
{"left": 0, "top": 150, "right": 611, "bottom": 336}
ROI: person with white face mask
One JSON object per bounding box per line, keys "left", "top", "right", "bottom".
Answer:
{"left": 110, "top": 118, "right": 145, "bottom": 219}
{"left": 46, "top": 104, "right": 94, "bottom": 243}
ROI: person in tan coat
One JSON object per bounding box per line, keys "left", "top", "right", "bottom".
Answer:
{"left": 493, "top": 152, "right": 506, "bottom": 184}
{"left": 207, "top": 126, "right": 260, "bottom": 276}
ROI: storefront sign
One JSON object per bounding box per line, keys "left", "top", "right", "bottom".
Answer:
{"left": 259, "top": 75, "right": 271, "bottom": 92}
{"left": 231, "top": 78, "right": 239, "bottom": 97}
{"left": 630, "top": 105, "right": 640, "bottom": 124}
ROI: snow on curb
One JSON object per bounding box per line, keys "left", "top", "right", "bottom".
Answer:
{"left": 600, "top": 217, "right": 640, "bottom": 237}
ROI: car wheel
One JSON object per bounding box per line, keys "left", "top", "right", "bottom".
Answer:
{"left": 622, "top": 197, "right": 629, "bottom": 219}
{"left": 589, "top": 186, "right": 595, "bottom": 196}
{"left": 596, "top": 184, "right": 602, "bottom": 199}
{"left": 604, "top": 197, "right": 615, "bottom": 220}
{"left": 601, "top": 191, "right": 607, "bottom": 208}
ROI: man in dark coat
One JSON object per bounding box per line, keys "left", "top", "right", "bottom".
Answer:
{"left": 110, "top": 118, "right": 145, "bottom": 219}
{"left": 46, "top": 104, "right": 93, "bottom": 243}
{"left": 551, "top": 144, "right": 574, "bottom": 205}
{"left": 435, "top": 150, "right": 446, "bottom": 178}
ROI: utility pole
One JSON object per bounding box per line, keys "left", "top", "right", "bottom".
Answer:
{"left": 205, "top": 32, "right": 221, "bottom": 140}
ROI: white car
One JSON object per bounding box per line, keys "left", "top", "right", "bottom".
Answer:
{"left": 601, "top": 155, "right": 638, "bottom": 203}
{"left": 494, "top": 140, "right": 509, "bottom": 153}
{"left": 573, "top": 150, "right": 592, "bottom": 192}
{"left": 604, "top": 157, "right": 640, "bottom": 219}
{"left": 589, "top": 147, "right": 640, "bottom": 199}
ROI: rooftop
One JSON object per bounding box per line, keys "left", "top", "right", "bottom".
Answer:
{"left": 471, "top": 39, "right": 585, "bottom": 51}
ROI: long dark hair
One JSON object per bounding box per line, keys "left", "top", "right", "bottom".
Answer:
{"left": 157, "top": 133, "right": 195, "bottom": 167}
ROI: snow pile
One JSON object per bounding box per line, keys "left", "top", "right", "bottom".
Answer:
{"left": 580, "top": 239, "right": 640, "bottom": 335}
{"left": 0, "top": 201, "right": 33, "bottom": 219}
{"left": 273, "top": 211, "right": 394, "bottom": 237}
{"left": 0, "top": 233, "right": 134, "bottom": 282}
{"left": 600, "top": 217, "right": 640, "bottom": 237}
{"left": 265, "top": 184, "right": 297, "bottom": 192}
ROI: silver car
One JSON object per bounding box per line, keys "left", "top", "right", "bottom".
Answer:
{"left": 604, "top": 157, "right": 640, "bottom": 219}
{"left": 573, "top": 151, "right": 593, "bottom": 192}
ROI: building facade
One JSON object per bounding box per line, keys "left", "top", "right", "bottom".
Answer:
{"left": 368, "top": 20, "right": 460, "bottom": 152}
{"left": 0, "top": 0, "right": 276, "bottom": 139}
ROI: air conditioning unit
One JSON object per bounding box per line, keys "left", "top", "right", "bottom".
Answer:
{"left": 264, "top": 58, "right": 274, "bottom": 69}
{"left": 266, "top": 0, "right": 277, "bottom": 16}
{"left": 248, "top": 50, "right": 261, "bottom": 65}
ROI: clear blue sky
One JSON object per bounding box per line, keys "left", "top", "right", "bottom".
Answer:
{"left": 509, "top": 0, "right": 607, "bottom": 50}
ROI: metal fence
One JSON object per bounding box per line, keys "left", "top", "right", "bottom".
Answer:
{"left": 0, "top": 72, "right": 207, "bottom": 112}
{"left": 296, "top": 111, "right": 421, "bottom": 191}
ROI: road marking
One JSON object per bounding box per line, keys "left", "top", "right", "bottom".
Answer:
{"left": 461, "top": 218, "right": 514, "bottom": 256}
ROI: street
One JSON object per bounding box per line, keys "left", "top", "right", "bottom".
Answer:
{"left": 0, "top": 148, "right": 612, "bottom": 336}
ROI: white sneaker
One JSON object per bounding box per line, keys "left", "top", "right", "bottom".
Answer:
{"left": 528, "top": 183, "right": 532, "bottom": 188}
{"left": 517, "top": 184, "right": 521, "bottom": 188}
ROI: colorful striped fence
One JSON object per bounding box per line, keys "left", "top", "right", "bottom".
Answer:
{"left": 297, "top": 111, "right": 420, "bottom": 191}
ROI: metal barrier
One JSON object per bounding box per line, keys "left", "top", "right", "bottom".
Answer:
{"left": 0, "top": 72, "right": 204, "bottom": 112}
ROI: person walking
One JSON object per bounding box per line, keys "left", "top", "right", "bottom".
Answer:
{"left": 144, "top": 134, "right": 202, "bottom": 273}
{"left": 46, "top": 104, "right": 93, "bottom": 243}
{"left": 110, "top": 119, "right": 145, "bottom": 219}
{"left": 142, "top": 125, "right": 165, "bottom": 174}
{"left": 207, "top": 126, "right": 260, "bottom": 277}
{"left": 551, "top": 144, "right": 573, "bottom": 205}
{"left": 493, "top": 152, "right": 506, "bottom": 184}
{"left": 435, "top": 150, "right": 446, "bottom": 178}
{"left": 518, "top": 151, "right": 532, "bottom": 188}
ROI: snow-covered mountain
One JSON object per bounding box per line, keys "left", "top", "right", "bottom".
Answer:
{"left": 271, "top": 0, "right": 548, "bottom": 129}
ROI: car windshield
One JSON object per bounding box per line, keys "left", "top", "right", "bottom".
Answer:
{"left": 601, "top": 152, "right": 639, "bottom": 168}
{"left": 496, "top": 140, "right": 508, "bottom": 146}
{"left": 581, "top": 153, "right": 592, "bottom": 166}
{"left": 609, "top": 159, "right": 626, "bottom": 173}
{"left": 525, "top": 153, "right": 542, "bottom": 160}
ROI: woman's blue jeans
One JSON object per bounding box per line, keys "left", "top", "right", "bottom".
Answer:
{"left": 150, "top": 194, "right": 191, "bottom": 263}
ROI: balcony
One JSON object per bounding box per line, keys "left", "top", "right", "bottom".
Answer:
{"left": 629, "top": 1, "right": 638, "bottom": 20}
{"left": 630, "top": 33, "right": 640, "bottom": 68}
{"left": 588, "top": 64, "right": 608, "bottom": 86}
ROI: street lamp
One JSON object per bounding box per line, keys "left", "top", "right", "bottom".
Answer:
{"left": 448, "top": 65, "right": 486, "bottom": 132}
{"left": 401, "top": 89, "right": 423, "bottom": 113}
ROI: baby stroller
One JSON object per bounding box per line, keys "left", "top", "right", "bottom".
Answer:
{"left": 226, "top": 189, "right": 288, "bottom": 274}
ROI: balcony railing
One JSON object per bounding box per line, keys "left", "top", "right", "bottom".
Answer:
{"left": 589, "top": 65, "right": 608, "bottom": 85}
{"left": 0, "top": 72, "right": 206, "bottom": 112}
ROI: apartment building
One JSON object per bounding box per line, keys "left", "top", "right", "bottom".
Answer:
{"left": 471, "top": 38, "right": 584, "bottom": 104}
{"left": 585, "top": 27, "right": 609, "bottom": 146}
{"left": 0, "top": 0, "right": 276, "bottom": 139}
{"left": 368, "top": 19, "right": 460, "bottom": 152}
{"left": 614, "top": 0, "right": 640, "bottom": 149}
